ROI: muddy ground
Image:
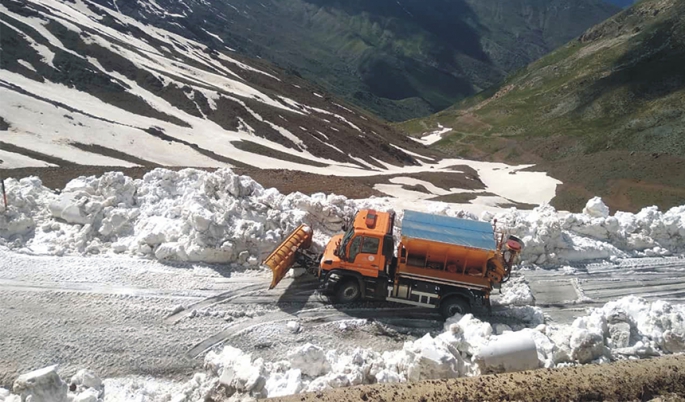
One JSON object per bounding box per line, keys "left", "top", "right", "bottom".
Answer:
{"left": 272, "top": 355, "right": 685, "bottom": 402}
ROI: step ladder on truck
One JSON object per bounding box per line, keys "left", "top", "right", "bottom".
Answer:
{"left": 262, "top": 209, "right": 525, "bottom": 317}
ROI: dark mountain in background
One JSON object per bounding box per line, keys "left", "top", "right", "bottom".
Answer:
{"left": 399, "top": 0, "right": 685, "bottom": 213}
{"left": 604, "top": 0, "right": 638, "bottom": 8}
{"left": 91, "top": 0, "right": 620, "bottom": 121}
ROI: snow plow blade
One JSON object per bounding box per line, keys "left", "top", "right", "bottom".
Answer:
{"left": 263, "top": 224, "right": 313, "bottom": 289}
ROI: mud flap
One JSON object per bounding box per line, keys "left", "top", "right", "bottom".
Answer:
{"left": 263, "top": 224, "right": 313, "bottom": 289}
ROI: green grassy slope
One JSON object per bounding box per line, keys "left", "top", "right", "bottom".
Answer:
{"left": 398, "top": 0, "right": 685, "bottom": 212}
{"left": 110, "top": 0, "right": 620, "bottom": 121}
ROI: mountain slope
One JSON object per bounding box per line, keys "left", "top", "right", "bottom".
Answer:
{"left": 0, "top": 0, "right": 434, "bottom": 174}
{"left": 398, "top": 0, "right": 685, "bottom": 212}
{"left": 604, "top": 0, "right": 637, "bottom": 8}
{"left": 86, "top": 0, "right": 621, "bottom": 121}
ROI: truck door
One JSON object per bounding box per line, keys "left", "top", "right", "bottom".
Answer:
{"left": 347, "top": 236, "right": 382, "bottom": 277}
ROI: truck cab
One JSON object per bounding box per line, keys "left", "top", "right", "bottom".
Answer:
{"left": 317, "top": 210, "right": 395, "bottom": 302}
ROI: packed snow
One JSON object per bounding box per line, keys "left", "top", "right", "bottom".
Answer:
{"left": 2, "top": 294, "right": 682, "bottom": 401}
{"left": 0, "top": 170, "right": 682, "bottom": 269}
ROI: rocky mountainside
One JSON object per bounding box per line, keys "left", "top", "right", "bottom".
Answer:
{"left": 399, "top": 0, "right": 685, "bottom": 212}
{"left": 80, "top": 0, "right": 621, "bottom": 121}
{"left": 0, "top": 0, "right": 434, "bottom": 173}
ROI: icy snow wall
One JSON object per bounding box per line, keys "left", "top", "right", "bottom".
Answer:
{"left": 0, "top": 170, "right": 684, "bottom": 267}
{"left": 487, "top": 196, "right": 685, "bottom": 266}
{"left": 0, "top": 169, "right": 358, "bottom": 265}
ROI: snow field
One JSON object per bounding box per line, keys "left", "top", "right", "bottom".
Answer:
{"left": 0, "top": 169, "right": 684, "bottom": 270}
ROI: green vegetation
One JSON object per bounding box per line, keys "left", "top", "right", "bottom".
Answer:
{"left": 114, "top": 0, "right": 619, "bottom": 121}
{"left": 399, "top": 0, "right": 685, "bottom": 212}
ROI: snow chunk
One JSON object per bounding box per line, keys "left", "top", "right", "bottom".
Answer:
{"left": 70, "top": 369, "right": 103, "bottom": 392}
{"left": 583, "top": 197, "right": 610, "bottom": 218}
{"left": 12, "top": 365, "right": 68, "bottom": 402}
{"left": 496, "top": 277, "right": 535, "bottom": 306}
{"left": 265, "top": 369, "right": 302, "bottom": 398}
{"left": 475, "top": 331, "right": 540, "bottom": 373}
{"left": 287, "top": 344, "right": 330, "bottom": 378}
{"left": 286, "top": 321, "right": 300, "bottom": 333}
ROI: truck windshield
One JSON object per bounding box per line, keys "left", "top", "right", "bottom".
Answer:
{"left": 339, "top": 227, "right": 355, "bottom": 259}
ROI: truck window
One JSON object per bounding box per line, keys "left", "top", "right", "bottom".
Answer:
{"left": 339, "top": 228, "right": 355, "bottom": 259}
{"left": 361, "top": 237, "right": 380, "bottom": 254}
{"left": 348, "top": 236, "right": 362, "bottom": 262}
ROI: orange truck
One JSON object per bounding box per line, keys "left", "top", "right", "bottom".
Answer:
{"left": 263, "top": 209, "right": 524, "bottom": 317}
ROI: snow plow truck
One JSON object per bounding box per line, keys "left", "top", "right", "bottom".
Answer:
{"left": 263, "top": 210, "right": 524, "bottom": 317}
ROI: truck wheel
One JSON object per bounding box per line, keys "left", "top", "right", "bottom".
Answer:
{"left": 440, "top": 297, "right": 471, "bottom": 318}
{"left": 335, "top": 280, "right": 360, "bottom": 304}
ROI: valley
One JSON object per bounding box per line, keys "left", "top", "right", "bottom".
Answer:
{"left": 1, "top": 0, "right": 685, "bottom": 401}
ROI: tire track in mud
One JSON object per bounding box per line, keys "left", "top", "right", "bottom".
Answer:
{"left": 185, "top": 303, "right": 444, "bottom": 358}
{"left": 525, "top": 256, "right": 685, "bottom": 323}
{"left": 164, "top": 283, "right": 269, "bottom": 324}
{"left": 0, "top": 278, "right": 212, "bottom": 300}
{"left": 186, "top": 308, "right": 440, "bottom": 359}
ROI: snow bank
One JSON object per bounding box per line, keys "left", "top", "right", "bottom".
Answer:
{"left": 0, "top": 169, "right": 358, "bottom": 265}
{"left": 191, "top": 296, "right": 683, "bottom": 401}
{"left": 1, "top": 169, "right": 684, "bottom": 267}
{"left": 491, "top": 198, "right": 685, "bottom": 266}
{"left": 1, "top": 296, "right": 682, "bottom": 401}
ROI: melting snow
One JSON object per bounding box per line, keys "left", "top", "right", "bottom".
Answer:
{"left": 412, "top": 124, "right": 452, "bottom": 146}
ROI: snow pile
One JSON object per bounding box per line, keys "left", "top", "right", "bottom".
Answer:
{"left": 0, "top": 169, "right": 358, "bottom": 265}
{"left": 602, "top": 296, "right": 685, "bottom": 355}
{"left": 0, "top": 177, "right": 53, "bottom": 241}
{"left": 491, "top": 197, "right": 685, "bottom": 266}
{"left": 494, "top": 277, "right": 535, "bottom": 306}
{"left": 1, "top": 170, "right": 684, "bottom": 267}
{"left": 1, "top": 366, "right": 103, "bottom": 402}
{"left": 195, "top": 297, "right": 684, "bottom": 401}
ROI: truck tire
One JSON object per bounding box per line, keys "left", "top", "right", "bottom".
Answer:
{"left": 440, "top": 297, "right": 471, "bottom": 318}
{"left": 335, "top": 280, "right": 361, "bottom": 304}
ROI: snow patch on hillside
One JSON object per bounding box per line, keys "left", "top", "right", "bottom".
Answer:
{"left": 411, "top": 125, "right": 452, "bottom": 145}
{"left": 0, "top": 149, "right": 57, "bottom": 169}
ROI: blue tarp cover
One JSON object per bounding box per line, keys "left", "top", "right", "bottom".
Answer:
{"left": 401, "top": 210, "right": 496, "bottom": 251}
